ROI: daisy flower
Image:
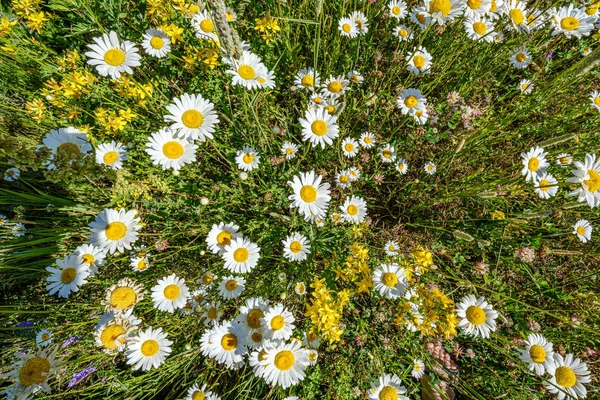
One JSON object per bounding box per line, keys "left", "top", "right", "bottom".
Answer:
{"left": 294, "top": 68, "right": 320, "bottom": 91}
{"left": 186, "top": 383, "right": 220, "bottom": 400}
{"left": 336, "top": 170, "right": 352, "bottom": 188}
{"left": 95, "top": 140, "right": 127, "bottom": 170}
{"left": 347, "top": 70, "right": 364, "bottom": 85}
{"left": 322, "top": 98, "right": 340, "bottom": 116}
{"left": 518, "top": 333, "right": 554, "bottom": 375}
{"left": 74, "top": 244, "right": 107, "bottom": 276}
{"left": 126, "top": 327, "right": 172, "bottom": 371}
{"left": 146, "top": 128, "right": 198, "bottom": 172}
{"left": 35, "top": 330, "right": 53, "bottom": 347}
{"left": 348, "top": 167, "right": 361, "bottom": 181}
{"left": 556, "top": 153, "right": 573, "bottom": 166}
{"left": 204, "top": 321, "right": 248, "bottom": 369}
{"left": 222, "top": 237, "right": 261, "bottom": 274}
{"left": 520, "top": 79, "right": 534, "bottom": 94}
{"left": 199, "top": 271, "right": 216, "bottom": 287}
{"left": 340, "top": 195, "right": 368, "bottom": 224}
{"left": 236, "top": 297, "right": 270, "bottom": 332}
{"left": 262, "top": 303, "right": 295, "bottom": 341}
{"left": 396, "top": 158, "right": 408, "bottom": 174}
{"left": 85, "top": 31, "right": 140, "bottom": 79}
{"left": 281, "top": 142, "right": 299, "bottom": 160}
{"left": 287, "top": 171, "right": 331, "bottom": 222}
{"left": 341, "top": 137, "right": 359, "bottom": 158}
{"left": 510, "top": 47, "right": 532, "bottom": 69}
{"left": 256, "top": 70, "right": 276, "bottom": 89}
{"left": 368, "top": 373, "right": 409, "bottom": 400}
{"left": 397, "top": 88, "right": 427, "bottom": 115}
{"left": 502, "top": 0, "right": 530, "bottom": 32}
{"left": 299, "top": 107, "right": 339, "bottom": 149}
{"left": 425, "top": 0, "right": 465, "bottom": 24}
{"left": 412, "top": 359, "right": 425, "bottom": 380}
{"left": 360, "top": 132, "right": 376, "bottom": 148}
{"left": 164, "top": 93, "right": 219, "bottom": 142}
{"left": 2, "top": 345, "right": 61, "bottom": 400}
{"left": 411, "top": 7, "right": 433, "bottom": 29}
{"left": 192, "top": 10, "right": 218, "bottom": 41}
{"left": 303, "top": 331, "right": 321, "bottom": 349}
{"left": 373, "top": 263, "right": 408, "bottom": 299}
{"left": 261, "top": 340, "right": 309, "bottom": 388}
{"left": 12, "top": 223, "right": 26, "bottom": 237}
{"left": 521, "top": 146, "right": 549, "bottom": 183}
{"left": 282, "top": 232, "right": 311, "bottom": 262}
{"left": 384, "top": 240, "right": 400, "bottom": 256}
{"left": 95, "top": 314, "right": 135, "bottom": 353}
{"left": 206, "top": 222, "right": 243, "bottom": 256}
{"left": 151, "top": 274, "right": 190, "bottom": 313}
{"left": 321, "top": 75, "right": 350, "bottom": 98}
{"left": 380, "top": 145, "right": 397, "bottom": 163}
{"left": 406, "top": 46, "right": 432, "bottom": 75}
{"left": 463, "top": 0, "right": 491, "bottom": 17}
{"left": 573, "top": 219, "right": 592, "bottom": 243}
{"left": 487, "top": 0, "right": 504, "bottom": 19}
{"left": 4, "top": 167, "right": 19, "bottom": 182}
{"left": 104, "top": 278, "right": 145, "bottom": 314}
{"left": 533, "top": 172, "right": 558, "bottom": 199}
{"left": 41, "top": 126, "right": 92, "bottom": 170}
{"left": 307, "top": 349, "right": 318, "bottom": 366}
{"left": 46, "top": 254, "right": 90, "bottom": 298}
{"left": 393, "top": 24, "right": 413, "bottom": 40}
{"left": 235, "top": 146, "right": 260, "bottom": 171}
{"left": 590, "top": 90, "right": 600, "bottom": 112}
{"left": 218, "top": 276, "right": 245, "bottom": 300}
{"left": 351, "top": 11, "right": 369, "bottom": 34}
{"left": 295, "top": 282, "right": 307, "bottom": 295}
{"left": 567, "top": 153, "right": 600, "bottom": 207}
{"left": 464, "top": 15, "right": 496, "bottom": 42}
{"left": 130, "top": 256, "right": 149, "bottom": 272}
{"left": 310, "top": 92, "right": 326, "bottom": 107}
{"left": 202, "top": 301, "right": 224, "bottom": 325}
{"left": 226, "top": 50, "right": 269, "bottom": 90}
{"left": 388, "top": 0, "right": 408, "bottom": 19}
{"left": 141, "top": 28, "right": 171, "bottom": 58}
{"left": 544, "top": 353, "right": 591, "bottom": 400}
{"left": 456, "top": 294, "right": 498, "bottom": 338}
{"left": 338, "top": 17, "right": 358, "bottom": 38}
{"left": 424, "top": 162, "right": 436, "bottom": 175}
{"left": 88, "top": 208, "right": 141, "bottom": 254}
{"left": 551, "top": 5, "right": 596, "bottom": 38}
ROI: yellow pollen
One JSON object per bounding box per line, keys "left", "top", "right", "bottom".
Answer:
{"left": 473, "top": 21, "right": 487, "bottom": 35}
{"left": 527, "top": 157, "right": 539, "bottom": 172}
{"left": 110, "top": 286, "right": 136, "bottom": 309}
{"left": 404, "top": 96, "right": 418, "bottom": 108}
{"left": 342, "top": 23, "right": 352, "bottom": 33}
{"left": 200, "top": 19, "right": 214, "bottom": 33}
{"left": 270, "top": 315, "right": 285, "bottom": 330}
{"left": 417, "top": 14, "right": 426, "bottom": 23}
{"left": 429, "top": 0, "right": 451, "bottom": 16}
{"left": 490, "top": 0, "right": 497, "bottom": 11}
{"left": 560, "top": 16, "right": 580, "bottom": 30}
{"left": 594, "top": 97, "right": 600, "bottom": 106}
{"left": 82, "top": 254, "right": 95, "bottom": 265}
{"left": 399, "top": 29, "right": 408, "bottom": 36}
{"left": 311, "top": 120, "right": 328, "bottom": 136}
{"left": 325, "top": 105, "right": 335, "bottom": 115}
{"left": 301, "top": 75, "right": 314, "bottom": 88}
{"left": 538, "top": 179, "right": 550, "bottom": 191}
{"left": 247, "top": 309, "right": 264, "bottom": 328}
{"left": 103, "top": 151, "right": 119, "bottom": 165}
{"left": 242, "top": 153, "right": 254, "bottom": 164}
{"left": 584, "top": 169, "right": 600, "bottom": 192}
{"left": 181, "top": 109, "right": 204, "bottom": 129}
{"left": 202, "top": 273, "right": 214, "bottom": 285}
{"left": 300, "top": 185, "right": 317, "bottom": 203}
{"left": 41, "top": 333, "right": 50, "bottom": 340}
{"left": 328, "top": 81, "right": 343, "bottom": 94}
{"left": 340, "top": 175, "right": 349, "bottom": 183}
{"left": 467, "top": 0, "right": 482, "bottom": 9}
{"left": 521, "top": 84, "right": 529, "bottom": 91}
{"left": 60, "top": 268, "right": 77, "bottom": 284}
{"left": 529, "top": 345, "right": 546, "bottom": 363}
{"left": 466, "top": 305, "right": 486, "bottom": 325}
{"left": 105, "top": 221, "right": 127, "bottom": 240}
{"left": 141, "top": 339, "right": 159, "bottom": 356}
{"left": 290, "top": 241, "right": 303, "bottom": 253}
{"left": 382, "top": 149, "right": 392, "bottom": 158}
{"left": 192, "top": 391, "right": 205, "bottom": 400}
{"left": 137, "top": 259, "right": 147, "bottom": 270}
{"left": 221, "top": 333, "right": 238, "bottom": 351}
{"left": 382, "top": 272, "right": 398, "bottom": 287}
{"left": 225, "top": 279, "right": 238, "bottom": 291}
{"left": 150, "top": 36, "right": 164, "bottom": 49}
{"left": 216, "top": 231, "right": 231, "bottom": 246}
{"left": 163, "top": 284, "right": 180, "bottom": 300}
{"left": 577, "top": 226, "right": 585, "bottom": 235}
{"left": 379, "top": 386, "right": 398, "bottom": 400}
{"left": 509, "top": 8, "right": 524, "bottom": 25}
{"left": 555, "top": 366, "right": 577, "bottom": 388}
{"left": 414, "top": 363, "right": 421, "bottom": 371}
{"left": 516, "top": 53, "right": 527, "bottom": 62}
{"left": 345, "top": 144, "right": 355, "bottom": 154}
{"left": 257, "top": 77, "right": 266, "bottom": 84}
{"left": 18, "top": 357, "right": 51, "bottom": 387}
{"left": 233, "top": 247, "right": 249, "bottom": 263}
{"left": 364, "top": 136, "right": 372, "bottom": 144}
{"left": 162, "top": 141, "right": 184, "bottom": 159}
{"left": 274, "top": 350, "right": 295, "bottom": 370}
{"left": 413, "top": 55, "right": 425, "bottom": 69}
{"left": 285, "top": 147, "right": 293, "bottom": 155}
{"left": 238, "top": 65, "right": 256, "bottom": 80}
{"left": 392, "top": 6, "right": 401, "bottom": 15}
{"left": 586, "top": 2, "right": 599, "bottom": 15}
{"left": 100, "top": 323, "right": 126, "bottom": 349}
{"left": 104, "top": 48, "right": 125, "bottom": 66}
{"left": 314, "top": 97, "right": 322, "bottom": 104}
{"left": 347, "top": 204, "right": 359, "bottom": 216}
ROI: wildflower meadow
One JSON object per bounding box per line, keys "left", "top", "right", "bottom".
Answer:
{"left": 1, "top": 0, "right": 599, "bottom": 399}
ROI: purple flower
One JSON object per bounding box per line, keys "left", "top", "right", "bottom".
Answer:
{"left": 545, "top": 51, "right": 554, "bottom": 60}
{"left": 62, "top": 336, "right": 82, "bottom": 348}
{"left": 68, "top": 366, "right": 97, "bottom": 388}
{"left": 16, "top": 321, "right": 34, "bottom": 327}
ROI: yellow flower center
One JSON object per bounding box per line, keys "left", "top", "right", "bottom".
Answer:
{"left": 110, "top": 286, "right": 137, "bottom": 309}
{"left": 467, "top": 0, "right": 482, "bottom": 9}
{"left": 429, "top": 0, "right": 451, "bottom": 16}
{"left": 509, "top": 9, "right": 524, "bottom": 25}
{"left": 290, "top": 241, "right": 303, "bottom": 253}
{"left": 163, "top": 284, "right": 180, "bottom": 300}
{"left": 202, "top": 274, "right": 214, "bottom": 285}
{"left": 516, "top": 53, "right": 526, "bottom": 62}
{"left": 382, "top": 149, "right": 392, "bottom": 158}
{"left": 555, "top": 366, "right": 577, "bottom": 388}
{"left": 270, "top": 315, "right": 285, "bottom": 330}
{"left": 399, "top": 29, "right": 408, "bottom": 37}
{"left": 340, "top": 175, "right": 349, "bottom": 183}
{"left": 238, "top": 65, "right": 256, "bottom": 80}
{"left": 382, "top": 272, "right": 398, "bottom": 287}
{"left": 103, "top": 151, "right": 119, "bottom": 164}
{"left": 181, "top": 109, "right": 204, "bottom": 129}
{"left": 247, "top": 309, "right": 264, "bottom": 329}
{"left": 311, "top": 120, "right": 328, "bottom": 136}
{"left": 251, "top": 331, "right": 263, "bottom": 343}
{"left": 216, "top": 231, "right": 231, "bottom": 246}
{"left": 141, "top": 339, "right": 159, "bottom": 356}
{"left": 364, "top": 136, "right": 372, "bottom": 144}
{"left": 379, "top": 386, "right": 398, "bottom": 400}
{"left": 594, "top": 97, "right": 600, "bottom": 106}
{"left": 342, "top": 23, "right": 352, "bottom": 33}
{"left": 414, "top": 363, "right": 421, "bottom": 371}
{"left": 404, "top": 96, "right": 418, "bottom": 108}
{"left": 60, "top": 268, "right": 77, "bottom": 284}
{"left": 137, "top": 259, "right": 147, "bottom": 270}
{"left": 225, "top": 279, "right": 238, "bottom": 291}
{"left": 233, "top": 247, "right": 249, "bottom": 263}
{"left": 104, "top": 48, "right": 125, "bottom": 66}
{"left": 300, "top": 185, "right": 317, "bottom": 203}
{"left": 417, "top": 14, "right": 426, "bottom": 24}
{"left": 328, "top": 81, "right": 343, "bottom": 94}
{"left": 314, "top": 97, "right": 322, "bottom": 104}
{"left": 325, "top": 105, "right": 335, "bottom": 115}
{"left": 243, "top": 153, "right": 254, "bottom": 164}
{"left": 150, "top": 36, "right": 164, "bottom": 49}
{"left": 58, "top": 142, "right": 79, "bottom": 154}
{"left": 100, "top": 323, "right": 126, "bottom": 349}
{"left": 162, "top": 141, "right": 184, "bottom": 159}
{"left": 207, "top": 307, "right": 218, "bottom": 320}
{"left": 192, "top": 391, "right": 205, "bottom": 400}
{"left": 286, "top": 147, "right": 293, "bottom": 155}
{"left": 200, "top": 19, "right": 215, "bottom": 33}
{"left": 577, "top": 226, "right": 585, "bottom": 235}
{"left": 413, "top": 55, "right": 425, "bottom": 68}
{"left": 226, "top": 11, "right": 235, "bottom": 21}
{"left": 529, "top": 344, "right": 546, "bottom": 363}
{"left": 41, "top": 333, "right": 50, "bottom": 340}
{"left": 538, "top": 179, "right": 550, "bottom": 191}
{"left": 18, "top": 357, "right": 50, "bottom": 387}
{"left": 308, "top": 351, "right": 317, "bottom": 361}
{"left": 274, "top": 350, "right": 295, "bottom": 370}
{"left": 584, "top": 169, "right": 600, "bottom": 192}
{"left": 465, "top": 305, "right": 486, "bottom": 325}
{"left": 586, "top": 2, "right": 599, "bottom": 15}
{"left": 527, "top": 157, "right": 539, "bottom": 172}
{"left": 347, "top": 204, "right": 359, "bottom": 216}
{"left": 301, "top": 75, "right": 314, "bottom": 88}
{"left": 105, "top": 221, "right": 127, "bottom": 241}
{"left": 392, "top": 6, "right": 401, "bottom": 15}
{"left": 256, "top": 77, "right": 266, "bottom": 84}
{"left": 560, "top": 16, "right": 579, "bottom": 30}
{"left": 473, "top": 21, "right": 487, "bottom": 35}
{"left": 490, "top": 0, "right": 497, "bottom": 12}
{"left": 342, "top": 144, "right": 354, "bottom": 154}
{"left": 521, "top": 83, "right": 529, "bottom": 91}
{"left": 220, "top": 333, "right": 238, "bottom": 351}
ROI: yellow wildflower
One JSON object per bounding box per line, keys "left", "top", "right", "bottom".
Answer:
{"left": 0, "top": 17, "right": 18, "bottom": 37}
{"left": 491, "top": 210, "right": 505, "bottom": 220}
{"left": 26, "top": 11, "right": 48, "bottom": 33}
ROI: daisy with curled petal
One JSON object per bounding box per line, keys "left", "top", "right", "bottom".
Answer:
{"left": 412, "top": 359, "right": 425, "bottom": 380}
{"left": 126, "top": 327, "right": 172, "bottom": 371}
{"left": 85, "top": 31, "right": 140, "bottom": 79}
{"left": 348, "top": 167, "right": 361, "bottom": 181}
{"left": 74, "top": 243, "right": 107, "bottom": 276}
{"left": 299, "top": 107, "right": 339, "bottom": 149}
{"left": 1, "top": 345, "right": 61, "bottom": 400}
{"left": 573, "top": 219, "right": 592, "bottom": 243}
{"left": 222, "top": 236, "right": 261, "bottom": 274}
{"left": 164, "top": 93, "right": 219, "bottom": 142}
{"left": 518, "top": 333, "right": 554, "bottom": 376}
{"left": 544, "top": 353, "right": 591, "bottom": 400}
{"left": 351, "top": 11, "right": 369, "bottom": 34}
{"left": 521, "top": 146, "right": 549, "bottom": 183}
{"left": 104, "top": 278, "right": 145, "bottom": 314}
{"left": 410, "top": 7, "right": 433, "bottom": 29}
{"left": 236, "top": 297, "right": 270, "bottom": 333}
{"left": 202, "top": 301, "right": 224, "bottom": 325}
{"left": 456, "top": 294, "right": 498, "bottom": 338}
{"left": 46, "top": 254, "right": 90, "bottom": 298}
{"left": 95, "top": 314, "right": 135, "bottom": 354}
{"left": 567, "top": 153, "right": 600, "bottom": 208}
{"left": 502, "top": 0, "right": 530, "bottom": 33}
{"left": 347, "top": 70, "right": 364, "bottom": 85}
{"left": 192, "top": 10, "right": 218, "bottom": 41}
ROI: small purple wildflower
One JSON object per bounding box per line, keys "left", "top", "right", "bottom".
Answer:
{"left": 16, "top": 321, "right": 34, "bottom": 327}
{"left": 62, "top": 336, "right": 82, "bottom": 348}
{"left": 68, "top": 366, "right": 97, "bottom": 388}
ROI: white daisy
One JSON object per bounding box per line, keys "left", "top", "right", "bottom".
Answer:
{"left": 544, "top": 353, "right": 591, "bottom": 400}
{"left": 341, "top": 137, "right": 359, "bottom": 158}
{"left": 303, "top": 331, "right": 321, "bottom": 349}
{"left": 103, "top": 278, "right": 145, "bottom": 314}
{"left": 202, "top": 301, "right": 224, "bottom": 325}
{"left": 360, "top": 131, "right": 376, "bottom": 148}
{"left": 406, "top": 46, "right": 432, "bottom": 75}
{"left": 556, "top": 153, "right": 573, "bottom": 167}
{"left": 294, "top": 68, "right": 320, "bottom": 91}
{"left": 352, "top": 11, "right": 369, "bottom": 34}
{"left": 520, "top": 79, "right": 534, "bottom": 94}
{"left": 262, "top": 303, "right": 295, "bottom": 341}
{"left": 463, "top": 0, "right": 491, "bottom": 17}
{"left": 95, "top": 314, "right": 135, "bottom": 353}
{"left": 236, "top": 297, "right": 270, "bottom": 333}
{"left": 551, "top": 5, "right": 596, "bottom": 38}
{"left": 518, "top": 333, "right": 555, "bottom": 376}
{"left": 74, "top": 244, "right": 107, "bottom": 276}
{"left": 164, "top": 93, "right": 219, "bottom": 141}
{"left": 192, "top": 10, "right": 218, "bottom": 41}
{"left": 88, "top": 208, "right": 141, "bottom": 254}
{"left": 218, "top": 276, "right": 245, "bottom": 300}
{"left": 299, "top": 107, "right": 339, "bottom": 149}
{"left": 95, "top": 140, "right": 127, "bottom": 170}
{"left": 261, "top": 340, "right": 309, "bottom": 389}
{"left": 397, "top": 88, "right": 427, "bottom": 115}
{"left": 141, "top": 28, "right": 171, "bottom": 58}
{"left": 126, "top": 327, "right": 173, "bottom": 371}
{"left": 424, "top": 162, "right": 437, "bottom": 175}
{"left": 456, "top": 294, "right": 498, "bottom": 338}
{"left": 340, "top": 195, "right": 367, "bottom": 224}
{"left": 295, "top": 282, "right": 307, "bottom": 296}
{"left": 186, "top": 383, "right": 220, "bottom": 400}
{"left": 368, "top": 373, "right": 409, "bottom": 400}
{"left": 151, "top": 274, "right": 190, "bottom": 313}
{"left": 41, "top": 126, "right": 92, "bottom": 170}
{"left": 373, "top": 263, "right": 408, "bottom": 299}
{"left": 348, "top": 167, "right": 361, "bottom": 181}
{"left": 85, "top": 31, "right": 140, "bottom": 79}
{"left": 502, "top": 0, "right": 530, "bottom": 33}
{"left": 573, "top": 219, "right": 592, "bottom": 243}
{"left": 4, "top": 167, "right": 20, "bottom": 182}
{"left": 336, "top": 169, "right": 352, "bottom": 189}
{"left": 281, "top": 142, "right": 299, "bottom": 160}
{"left": 510, "top": 47, "right": 532, "bottom": 69}
{"left": 533, "top": 172, "right": 558, "bottom": 199}
{"left": 396, "top": 158, "right": 408, "bottom": 175}
{"left": 567, "top": 153, "right": 600, "bottom": 207}
{"left": 282, "top": 232, "right": 311, "bottom": 262}
{"left": 388, "top": 0, "right": 408, "bottom": 19}
{"left": 35, "top": 330, "right": 53, "bottom": 347}
{"left": 206, "top": 222, "right": 243, "bottom": 255}
{"left": 347, "top": 70, "right": 364, "bottom": 85}
{"left": 380, "top": 144, "right": 397, "bottom": 163}
{"left": 222, "top": 236, "right": 261, "bottom": 274}
{"left": 590, "top": 90, "right": 600, "bottom": 112}
{"left": 425, "top": 0, "right": 465, "bottom": 24}
{"left": 338, "top": 17, "right": 359, "bottom": 38}
{"left": 321, "top": 75, "right": 350, "bottom": 98}
{"left": 410, "top": 7, "right": 433, "bottom": 29}
{"left": 235, "top": 145, "right": 260, "bottom": 171}
{"left": 205, "top": 321, "right": 248, "bottom": 369}
{"left": 310, "top": 92, "right": 326, "bottom": 107}
{"left": 393, "top": 24, "right": 413, "bottom": 40}
{"left": 130, "top": 256, "right": 150, "bottom": 272}
{"left": 146, "top": 128, "right": 198, "bottom": 172}
{"left": 45, "top": 254, "right": 90, "bottom": 298}
{"left": 521, "top": 146, "right": 549, "bottom": 183}
{"left": 464, "top": 15, "right": 496, "bottom": 42}
{"left": 287, "top": 171, "right": 331, "bottom": 222}
{"left": 412, "top": 359, "right": 425, "bottom": 380}
{"left": 413, "top": 108, "right": 429, "bottom": 125}
{"left": 384, "top": 240, "right": 400, "bottom": 256}
{"left": 226, "top": 50, "right": 269, "bottom": 90}
{"left": 2, "top": 345, "right": 61, "bottom": 400}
